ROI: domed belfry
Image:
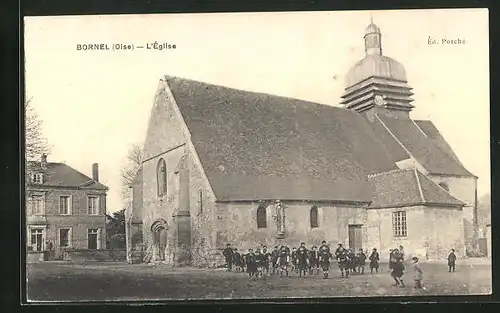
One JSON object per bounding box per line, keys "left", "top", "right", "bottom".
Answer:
{"left": 340, "top": 19, "right": 414, "bottom": 118}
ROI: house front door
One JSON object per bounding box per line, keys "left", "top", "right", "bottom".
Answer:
{"left": 88, "top": 229, "right": 98, "bottom": 249}
{"left": 348, "top": 224, "right": 363, "bottom": 251}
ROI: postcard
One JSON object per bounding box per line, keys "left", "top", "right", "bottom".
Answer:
{"left": 24, "top": 9, "right": 491, "bottom": 302}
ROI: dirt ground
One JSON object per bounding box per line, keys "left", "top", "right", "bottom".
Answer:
{"left": 26, "top": 261, "right": 492, "bottom": 302}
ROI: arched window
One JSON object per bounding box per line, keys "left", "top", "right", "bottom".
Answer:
{"left": 310, "top": 205, "right": 319, "bottom": 228}
{"left": 438, "top": 182, "right": 449, "bottom": 192}
{"left": 157, "top": 158, "right": 167, "bottom": 196}
{"left": 256, "top": 205, "right": 267, "bottom": 228}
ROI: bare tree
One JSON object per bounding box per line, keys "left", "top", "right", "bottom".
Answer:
{"left": 25, "top": 98, "right": 50, "bottom": 200}
{"left": 25, "top": 98, "right": 50, "bottom": 161}
{"left": 120, "top": 144, "right": 144, "bottom": 199}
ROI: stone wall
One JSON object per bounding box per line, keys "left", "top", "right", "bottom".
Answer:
{"left": 428, "top": 174, "right": 477, "bottom": 246}
{"left": 366, "top": 205, "right": 464, "bottom": 261}
{"left": 187, "top": 149, "right": 218, "bottom": 267}
{"left": 216, "top": 201, "right": 366, "bottom": 253}
{"left": 141, "top": 145, "right": 187, "bottom": 265}
{"left": 140, "top": 80, "right": 217, "bottom": 267}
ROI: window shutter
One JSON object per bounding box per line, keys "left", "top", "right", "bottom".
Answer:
{"left": 27, "top": 196, "right": 32, "bottom": 215}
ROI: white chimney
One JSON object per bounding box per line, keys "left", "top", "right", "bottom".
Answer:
{"left": 92, "top": 163, "right": 99, "bottom": 182}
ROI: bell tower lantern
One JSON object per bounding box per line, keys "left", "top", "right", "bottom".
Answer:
{"left": 340, "top": 18, "right": 414, "bottom": 119}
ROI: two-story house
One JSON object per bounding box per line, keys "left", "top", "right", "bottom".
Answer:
{"left": 26, "top": 154, "right": 109, "bottom": 260}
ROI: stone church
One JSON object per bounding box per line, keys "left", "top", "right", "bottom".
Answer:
{"left": 126, "top": 21, "right": 478, "bottom": 266}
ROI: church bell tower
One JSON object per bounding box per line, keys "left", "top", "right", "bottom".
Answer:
{"left": 340, "top": 19, "right": 414, "bottom": 119}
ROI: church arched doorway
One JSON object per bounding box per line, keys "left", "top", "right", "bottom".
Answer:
{"left": 151, "top": 218, "right": 168, "bottom": 262}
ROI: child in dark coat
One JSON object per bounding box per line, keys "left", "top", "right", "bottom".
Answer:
{"left": 369, "top": 248, "right": 380, "bottom": 274}
{"left": 447, "top": 249, "right": 457, "bottom": 272}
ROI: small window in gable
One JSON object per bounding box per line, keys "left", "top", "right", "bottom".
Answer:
{"left": 438, "top": 182, "right": 450, "bottom": 192}
{"left": 310, "top": 205, "right": 319, "bottom": 228}
{"left": 32, "top": 173, "right": 43, "bottom": 184}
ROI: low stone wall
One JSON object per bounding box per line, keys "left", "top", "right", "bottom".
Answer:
{"left": 61, "top": 249, "right": 127, "bottom": 263}
{"left": 27, "top": 252, "right": 45, "bottom": 263}
{"left": 130, "top": 251, "right": 144, "bottom": 264}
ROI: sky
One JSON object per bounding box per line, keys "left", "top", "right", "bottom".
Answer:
{"left": 24, "top": 9, "right": 490, "bottom": 213}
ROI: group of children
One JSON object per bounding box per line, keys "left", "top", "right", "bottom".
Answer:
{"left": 223, "top": 242, "right": 459, "bottom": 291}
{"left": 222, "top": 242, "right": 383, "bottom": 280}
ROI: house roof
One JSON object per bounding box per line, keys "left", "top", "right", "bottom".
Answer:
{"left": 165, "top": 75, "right": 398, "bottom": 202}
{"left": 368, "top": 169, "right": 465, "bottom": 208}
{"left": 27, "top": 161, "right": 108, "bottom": 190}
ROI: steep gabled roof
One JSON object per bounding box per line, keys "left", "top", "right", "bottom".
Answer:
{"left": 27, "top": 161, "right": 108, "bottom": 190}
{"left": 377, "top": 115, "right": 475, "bottom": 177}
{"left": 165, "top": 75, "right": 398, "bottom": 202}
{"left": 413, "top": 120, "right": 466, "bottom": 167}
{"left": 368, "top": 169, "right": 465, "bottom": 209}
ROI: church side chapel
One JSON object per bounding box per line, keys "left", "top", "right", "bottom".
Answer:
{"left": 127, "top": 20, "right": 478, "bottom": 267}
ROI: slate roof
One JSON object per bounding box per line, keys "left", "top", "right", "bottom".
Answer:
{"left": 166, "top": 76, "right": 398, "bottom": 202}
{"left": 27, "top": 161, "right": 108, "bottom": 190}
{"left": 413, "top": 120, "right": 467, "bottom": 168}
{"left": 369, "top": 169, "right": 465, "bottom": 208}
{"left": 377, "top": 115, "right": 474, "bottom": 177}
{"left": 162, "top": 75, "right": 473, "bottom": 203}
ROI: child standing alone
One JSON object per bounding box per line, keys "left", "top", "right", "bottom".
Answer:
{"left": 447, "top": 249, "right": 457, "bottom": 272}
{"left": 412, "top": 257, "right": 426, "bottom": 290}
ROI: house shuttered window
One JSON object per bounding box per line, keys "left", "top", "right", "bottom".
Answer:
{"left": 30, "top": 195, "right": 44, "bottom": 215}
{"left": 88, "top": 196, "right": 99, "bottom": 215}
{"left": 59, "top": 196, "right": 71, "bottom": 215}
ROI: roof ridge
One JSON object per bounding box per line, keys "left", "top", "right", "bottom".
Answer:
{"left": 367, "top": 168, "right": 411, "bottom": 178}
{"left": 163, "top": 74, "right": 348, "bottom": 111}
{"left": 413, "top": 169, "right": 426, "bottom": 203}
{"left": 411, "top": 119, "right": 428, "bottom": 138}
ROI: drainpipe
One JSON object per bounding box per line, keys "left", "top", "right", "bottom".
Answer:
{"left": 473, "top": 184, "right": 479, "bottom": 249}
